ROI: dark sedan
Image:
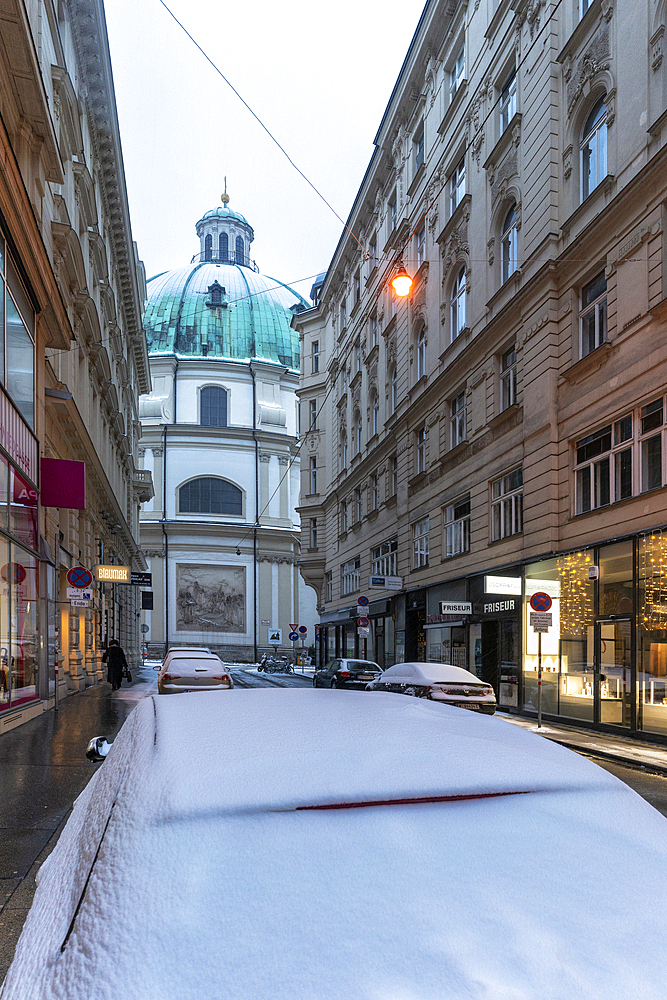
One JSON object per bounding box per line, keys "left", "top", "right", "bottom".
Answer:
{"left": 313, "top": 658, "right": 382, "bottom": 689}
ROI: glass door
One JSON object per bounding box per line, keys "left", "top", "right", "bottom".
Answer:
{"left": 596, "top": 619, "right": 632, "bottom": 727}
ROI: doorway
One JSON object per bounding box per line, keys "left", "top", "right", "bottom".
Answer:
{"left": 596, "top": 619, "right": 632, "bottom": 727}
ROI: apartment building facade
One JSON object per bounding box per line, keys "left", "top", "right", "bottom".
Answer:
{"left": 294, "top": 0, "right": 667, "bottom": 739}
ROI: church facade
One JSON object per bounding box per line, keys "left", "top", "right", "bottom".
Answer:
{"left": 138, "top": 198, "right": 317, "bottom": 661}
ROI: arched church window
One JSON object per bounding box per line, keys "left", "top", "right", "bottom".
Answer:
{"left": 204, "top": 234, "right": 212, "bottom": 261}
{"left": 219, "top": 232, "right": 228, "bottom": 262}
{"left": 235, "top": 236, "right": 244, "bottom": 263}
{"left": 200, "top": 385, "right": 228, "bottom": 427}
{"left": 179, "top": 477, "right": 242, "bottom": 515}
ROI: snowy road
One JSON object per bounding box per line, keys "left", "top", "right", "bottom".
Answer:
{"left": 229, "top": 667, "right": 313, "bottom": 689}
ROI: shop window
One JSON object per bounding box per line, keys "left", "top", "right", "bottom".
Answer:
{"left": 342, "top": 557, "right": 360, "bottom": 596}
{"left": 451, "top": 267, "right": 466, "bottom": 339}
{"left": 599, "top": 540, "right": 634, "bottom": 616}
{"left": 641, "top": 398, "right": 664, "bottom": 492}
{"left": 575, "top": 415, "right": 632, "bottom": 513}
{"left": 412, "top": 517, "right": 429, "bottom": 568}
{"left": 500, "top": 345, "right": 517, "bottom": 410}
{"left": 500, "top": 68, "right": 517, "bottom": 133}
{"left": 580, "top": 271, "right": 607, "bottom": 358}
{"left": 178, "top": 477, "right": 242, "bottom": 516}
{"left": 581, "top": 96, "right": 607, "bottom": 201}
{"left": 491, "top": 468, "right": 523, "bottom": 540}
{"left": 639, "top": 531, "right": 667, "bottom": 735}
{"left": 444, "top": 496, "right": 470, "bottom": 557}
{"left": 372, "top": 538, "right": 397, "bottom": 577}
{"left": 200, "top": 385, "right": 228, "bottom": 427}
{"left": 450, "top": 391, "right": 466, "bottom": 448}
{"left": 416, "top": 425, "right": 426, "bottom": 474}
{"left": 10, "top": 468, "right": 38, "bottom": 551}
{"left": 449, "top": 157, "right": 466, "bottom": 215}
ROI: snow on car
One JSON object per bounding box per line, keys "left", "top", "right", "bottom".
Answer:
{"left": 3, "top": 689, "right": 667, "bottom": 999}
{"left": 367, "top": 661, "right": 497, "bottom": 713}
{"left": 155, "top": 652, "right": 233, "bottom": 694}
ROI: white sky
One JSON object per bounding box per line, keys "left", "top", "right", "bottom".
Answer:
{"left": 103, "top": 0, "right": 427, "bottom": 301}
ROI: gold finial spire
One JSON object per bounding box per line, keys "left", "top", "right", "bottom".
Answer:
{"left": 221, "top": 176, "right": 230, "bottom": 205}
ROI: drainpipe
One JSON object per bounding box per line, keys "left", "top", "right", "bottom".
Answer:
{"left": 249, "top": 363, "right": 259, "bottom": 663}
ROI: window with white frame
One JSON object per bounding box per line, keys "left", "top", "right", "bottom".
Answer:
{"left": 640, "top": 398, "right": 664, "bottom": 493}
{"left": 340, "top": 500, "right": 348, "bottom": 534}
{"left": 390, "top": 367, "right": 398, "bottom": 412}
{"left": 500, "top": 345, "right": 517, "bottom": 410}
{"left": 389, "top": 193, "right": 397, "bottom": 232}
{"left": 500, "top": 68, "right": 517, "bottom": 133}
{"left": 354, "top": 271, "right": 361, "bottom": 304}
{"left": 451, "top": 266, "right": 466, "bottom": 339}
{"left": 326, "top": 572, "right": 333, "bottom": 603}
{"left": 312, "top": 340, "right": 320, "bottom": 374}
{"left": 450, "top": 391, "right": 466, "bottom": 448}
{"left": 416, "top": 424, "right": 426, "bottom": 474}
{"left": 340, "top": 299, "right": 347, "bottom": 332}
{"left": 370, "top": 313, "right": 378, "bottom": 348}
{"left": 355, "top": 342, "right": 361, "bottom": 373}
{"left": 444, "top": 496, "right": 471, "bottom": 557}
{"left": 341, "top": 428, "right": 348, "bottom": 469}
{"left": 371, "top": 473, "right": 379, "bottom": 510}
{"left": 309, "top": 457, "right": 317, "bottom": 494}
{"left": 354, "top": 410, "right": 362, "bottom": 454}
{"left": 372, "top": 538, "right": 397, "bottom": 577}
{"left": 575, "top": 417, "right": 633, "bottom": 514}
{"left": 413, "top": 125, "right": 425, "bottom": 174}
{"left": 412, "top": 517, "right": 429, "bottom": 568}
{"left": 390, "top": 454, "right": 398, "bottom": 495}
{"left": 310, "top": 518, "right": 318, "bottom": 549}
{"left": 309, "top": 398, "right": 317, "bottom": 430}
{"left": 417, "top": 326, "right": 426, "bottom": 378}
{"left": 416, "top": 224, "right": 426, "bottom": 268}
{"left": 450, "top": 45, "right": 465, "bottom": 102}
{"left": 342, "top": 557, "right": 360, "bottom": 596}
{"left": 371, "top": 392, "right": 379, "bottom": 436}
{"left": 580, "top": 271, "right": 607, "bottom": 358}
{"left": 491, "top": 468, "right": 523, "bottom": 540}
{"left": 501, "top": 204, "right": 518, "bottom": 283}
{"left": 449, "top": 157, "right": 466, "bottom": 215}
{"left": 581, "top": 96, "right": 607, "bottom": 201}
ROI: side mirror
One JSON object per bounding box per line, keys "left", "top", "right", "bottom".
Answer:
{"left": 153, "top": 664, "right": 161, "bottom": 670}
{"left": 86, "top": 736, "right": 111, "bottom": 762}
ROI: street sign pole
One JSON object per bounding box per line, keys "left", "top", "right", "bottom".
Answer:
{"left": 537, "top": 630, "right": 542, "bottom": 729}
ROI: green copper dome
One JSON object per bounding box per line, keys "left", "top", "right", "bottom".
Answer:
{"left": 143, "top": 202, "right": 306, "bottom": 369}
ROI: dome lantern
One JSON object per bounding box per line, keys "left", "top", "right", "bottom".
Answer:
{"left": 195, "top": 190, "right": 255, "bottom": 267}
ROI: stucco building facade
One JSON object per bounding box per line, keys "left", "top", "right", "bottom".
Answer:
{"left": 295, "top": 0, "right": 667, "bottom": 739}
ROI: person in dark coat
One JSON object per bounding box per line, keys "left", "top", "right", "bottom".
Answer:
{"left": 102, "top": 640, "right": 128, "bottom": 691}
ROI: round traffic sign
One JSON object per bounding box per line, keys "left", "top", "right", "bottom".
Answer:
{"left": 288, "top": 631, "right": 299, "bottom": 641}
{"left": 1, "top": 562, "right": 26, "bottom": 584}
{"left": 67, "top": 566, "right": 93, "bottom": 589}
{"left": 357, "top": 615, "right": 369, "bottom": 628}
{"left": 140, "top": 624, "right": 150, "bottom": 634}
{"left": 298, "top": 625, "right": 308, "bottom": 634}
{"left": 529, "top": 591, "right": 552, "bottom": 612}
{"left": 357, "top": 596, "right": 369, "bottom": 607}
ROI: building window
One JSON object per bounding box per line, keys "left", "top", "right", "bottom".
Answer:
{"left": 309, "top": 399, "right": 317, "bottom": 431}
{"left": 312, "top": 340, "right": 320, "bottom": 374}
{"left": 450, "top": 45, "right": 465, "bottom": 102}
{"left": 413, "top": 125, "right": 425, "bottom": 174}
{"left": 340, "top": 299, "right": 347, "bottom": 332}
{"left": 451, "top": 267, "right": 466, "bottom": 339}
{"left": 179, "top": 477, "right": 242, "bottom": 516}
{"left": 500, "top": 346, "right": 517, "bottom": 410}
{"left": 581, "top": 96, "right": 607, "bottom": 201}
{"left": 371, "top": 392, "right": 379, "bottom": 436}
{"left": 309, "top": 457, "right": 317, "bottom": 494}
{"left": 416, "top": 425, "right": 426, "bottom": 474}
{"left": 390, "top": 454, "right": 398, "bottom": 496}
{"left": 1, "top": 247, "right": 36, "bottom": 429}
{"left": 219, "top": 232, "right": 228, "bottom": 261}
{"left": 355, "top": 342, "right": 361, "bottom": 372}
{"left": 355, "top": 488, "right": 362, "bottom": 523}
{"left": 449, "top": 158, "right": 465, "bottom": 215}
{"left": 580, "top": 271, "right": 607, "bottom": 358}
{"left": 450, "top": 391, "right": 466, "bottom": 448}
{"left": 575, "top": 417, "right": 633, "bottom": 514}
{"left": 310, "top": 518, "right": 318, "bottom": 549}
{"left": 372, "top": 538, "right": 397, "bottom": 577}
{"left": 445, "top": 496, "right": 471, "bottom": 557}
{"left": 580, "top": 0, "right": 593, "bottom": 16}
{"left": 342, "top": 557, "right": 360, "bottom": 596}
{"left": 390, "top": 367, "right": 398, "bottom": 413}
{"left": 200, "top": 385, "right": 228, "bottom": 427}
{"left": 371, "top": 473, "right": 379, "bottom": 510}
{"left": 500, "top": 68, "right": 517, "bottom": 133}
{"left": 417, "top": 326, "right": 426, "bottom": 378}
{"left": 341, "top": 429, "right": 348, "bottom": 469}
{"left": 641, "top": 398, "right": 664, "bottom": 493}
{"left": 354, "top": 270, "right": 361, "bottom": 304}
{"left": 370, "top": 313, "right": 378, "bottom": 348}
{"left": 326, "top": 572, "right": 333, "bottom": 603}
{"left": 389, "top": 193, "right": 397, "bottom": 231}
{"left": 340, "top": 500, "right": 348, "bottom": 534}
{"left": 412, "top": 517, "right": 429, "bottom": 568}
{"left": 416, "top": 224, "right": 426, "bottom": 267}
{"left": 354, "top": 411, "right": 362, "bottom": 454}
{"left": 204, "top": 234, "right": 212, "bottom": 261}
{"left": 491, "top": 468, "right": 523, "bottom": 540}
{"left": 501, "top": 204, "right": 518, "bottom": 283}
{"left": 235, "top": 236, "right": 244, "bottom": 262}
{"left": 369, "top": 234, "right": 377, "bottom": 272}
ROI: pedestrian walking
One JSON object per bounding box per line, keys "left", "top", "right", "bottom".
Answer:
{"left": 102, "top": 639, "right": 128, "bottom": 691}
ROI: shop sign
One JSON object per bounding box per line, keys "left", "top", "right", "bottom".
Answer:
{"left": 130, "top": 572, "right": 152, "bottom": 586}
{"left": 96, "top": 565, "right": 130, "bottom": 583}
{"left": 368, "top": 575, "right": 403, "bottom": 590}
{"left": 439, "top": 602, "right": 472, "bottom": 615}
{"left": 484, "top": 575, "right": 522, "bottom": 595}
{"left": 480, "top": 599, "right": 517, "bottom": 615}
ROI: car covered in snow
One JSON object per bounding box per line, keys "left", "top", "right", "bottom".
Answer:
{"left": 155, "top": 652, "right": 233, "bottom": 694}
{"left": 4, "top": 690, "right": 667, "bottom": 999}
{"left": 312, "top": 657, "right": 381, "bottom": 689}
{"left": 367, "top": 661, "right": 496, "bottom": 713}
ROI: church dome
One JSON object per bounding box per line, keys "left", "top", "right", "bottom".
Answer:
{"left": 143, "top": 198, "right": 307, "bottom": 369}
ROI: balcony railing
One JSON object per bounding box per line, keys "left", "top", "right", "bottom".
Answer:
{"left": 190, "top": 251, "right": 260, "bottom": 272}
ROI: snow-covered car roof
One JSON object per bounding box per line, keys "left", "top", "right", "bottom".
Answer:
{"left": 5, "top": 690, "right": 667, "bottom": 1000}
{"left": 378, "top": 661, "right": 484, "bottom": 684}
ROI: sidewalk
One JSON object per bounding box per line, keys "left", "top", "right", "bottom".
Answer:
{"left": 497, "top": 713, "right": 667, "bottom": 776}
{"left": 0, "top": 666, "right": 156, "bottom": 982}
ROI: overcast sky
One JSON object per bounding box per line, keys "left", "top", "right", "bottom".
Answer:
{"left": 103, "top": 0, "right": 426, "bottom": 302}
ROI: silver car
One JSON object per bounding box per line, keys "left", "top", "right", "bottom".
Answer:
{"left": 367, "top": 661, "right": 496, "bottom": 713}
{"left": 155, "top": 652, "right": 233, "bottom": 694}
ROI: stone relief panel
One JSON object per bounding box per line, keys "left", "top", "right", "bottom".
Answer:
{"left": 176, "top": 563, "right": 245, "bottom": 633}
{"left": 566, "top": 26, "right": 611, "bottom": 115}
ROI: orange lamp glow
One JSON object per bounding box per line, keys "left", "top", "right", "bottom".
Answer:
{"left": 391, "top": 265, "right": 413, "bottom": 297}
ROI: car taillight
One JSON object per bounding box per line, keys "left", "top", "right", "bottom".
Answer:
{"left": 483, "top": 687, "right": 494, "bottom": 696}
{"left": 161, "top": 673, "right": 181, "bottom": 682}
{"left": 213, "top": 675, "right": 230, "bottom": 683}
{"left": 338, "top": 670, "right": 351, "bottom": 678}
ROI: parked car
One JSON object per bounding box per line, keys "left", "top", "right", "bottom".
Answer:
{"left": 5, "top": 689, "right": 667, "bottom": 999}
{"left": 155, "top": 652, "right": 233, "bottom": 694}
{"left": 313, "top": 657, "right": 381, "bottom": 689}
{"left": 367, "top": 661, "right": 496, "bottom": 714}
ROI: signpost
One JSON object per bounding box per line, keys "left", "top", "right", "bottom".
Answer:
{"left": 529, "top": 592, "right": 553, "bottom": 728}
{"left": 268, "top": 628, "right": 282, "bottom": 645}
{"left": 67, "top": 566, "right": 92, "bottom": 589}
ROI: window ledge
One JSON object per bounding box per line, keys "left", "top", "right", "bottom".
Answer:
{"left": 305, "top": 493, "right": 320, "bottom": 499}
{"left": 438, "top": 81, "right": 468, "bottom": 135}
{"left": 350, "top": 297, "right": 362, "bottom": 318}
{"left": 383, "top": 218, "right": 411, "bottom": 254}
{"left": 351, "top": 520, "right": 362, "bottom": 533}
{"left": 367, "top": 509, "right": 379, "bottom": 521}
{"left": 487, "top": 532, "right": 523, "bottom": 547}
{"left": 436, "top": 194, "right": 471, "bottom": 246}
{"left": 559, "top": 342, "right": 613, "bottom": 385}
{"left": 385, "top": 494, "right": 398, "bottom": 508}
{"left": 485, "top": 0, "right": 512, "bottom": 39}
{"left": 441, "top": 549, "right": 470, "bottom": 562}
{"left": 561, "top": 175, "right": 615, "bottom": 237}
{"left": 408, "top": 471, "right": 429, "bottom": 495}
{"left": 410, "top": 562, "right": 430, "bottom": 574}
{"left": 407, "top": 161, "right": 426, "bottom": 199}
{"left": 488, "top": 402, "right": 523, "bottom": 432}
{"left": 483, "top": 112, "right": 522, "bottom": 172}
{"left": 568, "top": 485, "right": 667, "bottom": 522}
{"left": 439, "top": 326, "right": 472, "bottom": 364}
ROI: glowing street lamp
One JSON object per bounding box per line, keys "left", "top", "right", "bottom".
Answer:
{"left": 391, "top": 263, "right": 413, "bottom": 297}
